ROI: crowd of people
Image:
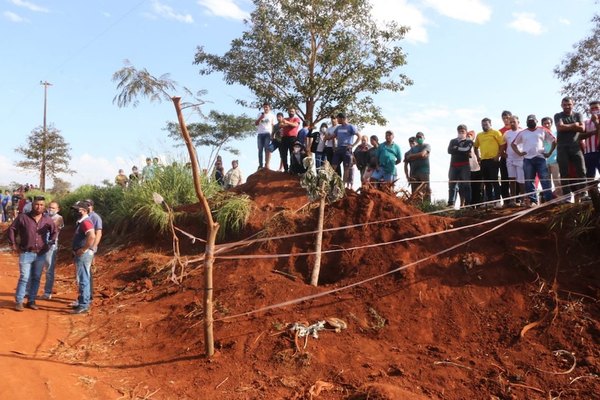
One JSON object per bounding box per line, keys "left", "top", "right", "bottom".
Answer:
{"left": 4, "top": 97, "right": 598, "bottom": 316}
{"left": 7, "top": 197, "right": 102, "bottom": 314}
{"left": 253, "top": 98, "right": 600, "bottom": 207}
{"left": 112, "top": 155, "right": 245, "bottom": 190}
{"left": 0, "top": 184, "right": 43, "bottom": 223}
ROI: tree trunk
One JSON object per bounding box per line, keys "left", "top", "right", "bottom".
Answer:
{"left": 310, "top": 194, "right": 326, "bottom": 286}
{"left": 171, "top": 96, "right": 218, "bottom": 357}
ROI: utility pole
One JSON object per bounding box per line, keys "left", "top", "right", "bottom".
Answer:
{"left": 40, "top": 81, "right": 52, "bottom": 191}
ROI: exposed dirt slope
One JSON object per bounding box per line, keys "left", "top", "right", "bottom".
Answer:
{"left": 2, "top": 168, "right": 599, "bottom": 399}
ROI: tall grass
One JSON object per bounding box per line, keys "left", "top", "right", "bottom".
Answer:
{"left": 54, "top": 162, "right": 253, "bottom": 241}
{"left": 110, "top": 163, "right": 221, "bottom": 234}
{"left": 213, "top": 193, "right": 253, "bottom": 240}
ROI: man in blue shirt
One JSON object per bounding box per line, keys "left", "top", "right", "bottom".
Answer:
{"left": 326, "top": 113, "right": 360, "bottom": 182}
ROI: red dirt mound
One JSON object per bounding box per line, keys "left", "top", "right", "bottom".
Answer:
{"left": 11, "top": 169, "right": 599, "bottom": 399}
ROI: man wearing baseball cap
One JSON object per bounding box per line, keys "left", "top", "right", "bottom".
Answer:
{"left": 70, "top": 200, "right": 95, "bottom": 314}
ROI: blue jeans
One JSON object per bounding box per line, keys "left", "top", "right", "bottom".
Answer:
{"left": 371, "top": 168, "right": 396, "bottom": 182}
{"left": 257, "top": 133, "right": 271, "bottom": 167}
{"left": 314, "top": 152, "right": 326, "bottom": 169}
{"left": 448, "top": 164, "right": 472, "bottom": 205}
{"left": 15, "top": 251, "right": 46, "bottom": 304}
{"left": 75, "top": 250, "right": 94, "bottom": 309}
{"left": 43, "top": 244, "right": 58, "bottom": 297}
{"left": 524, "top": 157, "right": 552, "bottom": 202}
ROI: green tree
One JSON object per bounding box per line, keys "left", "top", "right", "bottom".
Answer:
{"left": 554, "top": 13, "right": 600, "bottom": 109}
{"left": 165, "top": 110, "right": 255, "bottom": 168}
{"left": 194, "top": 0, "right": 411, "bottom": 127}
{"left": 15, "top": 124, "right": 75, "bottom": 191}
{"left": 50, "top": 177, "right": 71, "bottom": 195}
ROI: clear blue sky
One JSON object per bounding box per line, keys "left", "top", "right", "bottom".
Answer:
{"left": 1, "top": 0, "right": 598, "bottom": 200}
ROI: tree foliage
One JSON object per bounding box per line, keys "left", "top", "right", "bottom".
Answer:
{"left": 113, "top": 60, "right": 206, "bottom": 113}
{"left": 194, "top": 0, "right": 411, "bottom": 127}
{"left": 165, "top": 111, "right": 255, "bottom": 168}
{"left": 554, "top": 13, "right": 600, "bottom": 110}
{"left": 50, "top": 177, "right": 71, "bottom": 195}
{"left": 15, "top": 124, "right": 74, "bottom": 191}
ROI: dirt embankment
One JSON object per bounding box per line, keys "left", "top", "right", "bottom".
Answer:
{"left": 1, "top": 168, "right": 599, "bottom": 399}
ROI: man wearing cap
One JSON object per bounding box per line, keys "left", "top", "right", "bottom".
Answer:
{"left": 511, "top": 115, "right": 556, "bottom": 206}
{"left": 325, "top": 113, "right": 360, "bottom": 182}
{"left": 289, "top": 141, "right": 308, "bottom": 174}
{"left": 8, "top": 196, "right": 57, "bottom": 311}
{"left": 85, "top": 199, "right": 103, "bottom": 259}
{"left": 405, "top": 132, "right": 431, "bottom": 202}
{"left": 474, "top": 118, "right": 505, "bottom": 208}
{"left": 71, "top": 201, "right": 96, "bottom": 314}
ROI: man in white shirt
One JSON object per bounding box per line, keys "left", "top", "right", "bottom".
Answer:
{"left": 224, "top": 160, "right": 243, "bottom": 189}
{"left": 255, "top": 103, "right": 275, "bottom": 170}
{"left": 511, "top": 115, "right": 556, "bottom": 206}
{"left": 503, "top": 116, "right": 525, "bottom": 206}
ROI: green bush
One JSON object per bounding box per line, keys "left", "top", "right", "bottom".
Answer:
{"left": 53, "top": 161, "right": 251, "bottom": 240}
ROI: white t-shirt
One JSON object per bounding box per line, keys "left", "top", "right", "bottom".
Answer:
{"left": 256, "top": 111, "right": 275, "bottom": 135}
{"left": 512, "top": 127, "right": 555, "bottom": 160}
{"left": 316, "top": 129, "right": 326, "bottom": 152}
{"left": 503, "top": 129, "right": 523, "bottom": 161}
{"left": 325, "top": 125, "right": 337, "bottom": 148}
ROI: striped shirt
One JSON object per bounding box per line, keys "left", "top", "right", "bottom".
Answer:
{"left": 583, "top": 119, "right": 600, "bottom": 153}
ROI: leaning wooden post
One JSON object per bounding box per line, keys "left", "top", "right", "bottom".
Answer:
{"left": 310, "top": 185, "right": 326, "bottom": 286}
{"left": 301, "top": 160, "right": 344, "bottom": 287}
{"left": 171, "top": 96, "right": 218, "bottom": 357}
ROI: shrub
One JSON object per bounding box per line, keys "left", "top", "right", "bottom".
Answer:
{"left": 213, "top": 193, "right": 253, "bottom": 241}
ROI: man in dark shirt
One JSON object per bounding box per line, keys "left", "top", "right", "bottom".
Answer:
{"left": 554, "top": 96, "right": 586, "bottom": 198}
{"left": 448, "top": 124, "right": 474, "bottom": 207}
{"left": 7, "top": 196, "right": 57, "bottom": 311}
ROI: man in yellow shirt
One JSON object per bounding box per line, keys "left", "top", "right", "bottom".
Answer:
{"left": 474, "top": 118, "right": 506, "bottom": 208}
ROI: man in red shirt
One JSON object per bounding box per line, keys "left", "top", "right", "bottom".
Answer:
{"left": 279, "top": 107, "right": 301, "bottom": 172}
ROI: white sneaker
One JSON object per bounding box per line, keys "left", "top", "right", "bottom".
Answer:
{"left": 41, "top": 294, "right": 52, "bottom": 300}
{"left": 70, "top": 300, "right": 79, "bottom": 308}
{"left": 494, "top": 202, "right": 503, "bottom": 209}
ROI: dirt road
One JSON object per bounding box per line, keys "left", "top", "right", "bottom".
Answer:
{"left": 0, "top": 249, "right": 118, "bottom": 399}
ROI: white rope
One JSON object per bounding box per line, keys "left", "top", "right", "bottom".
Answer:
{"left": 216, "top": 189, "right": 586, "bottom": 322}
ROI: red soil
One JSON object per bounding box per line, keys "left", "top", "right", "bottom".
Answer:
{"left": 1, "top": 168, "right": 599, "bottom": 399}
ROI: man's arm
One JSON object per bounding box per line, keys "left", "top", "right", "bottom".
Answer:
{"left": 92, "top": 230, "right": 102, "bottom": 251}
{"left": 351, "top": 129, "right": 360, "bottom": 148}
{"left": 254, "top": 113, "right": 264, "bottom": 126}
{"left": 7, "top": 218, "right": 18, "bottom": 251}
{"left": 556, "top": 114, "right": 585, "bottom": 133}
{"left": 497, "top": 143, "right": 507, "bottom": 160}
